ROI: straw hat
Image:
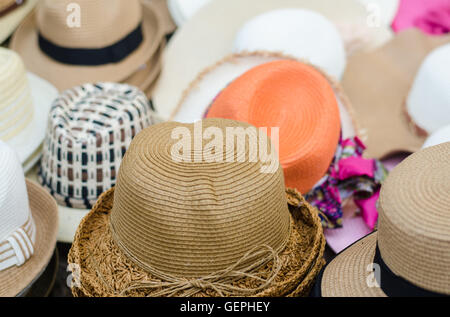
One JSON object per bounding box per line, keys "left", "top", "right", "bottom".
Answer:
{"left": 0, "top": 47, "right": 58, "bottom": 173}
{"left": 342, "top": 29, "right": 450, "bottom": 159}
{"left": 167, "top": 0, "right": 211, "bottom": 26}
{"left": 423, "top": 125, "right": 450, "bottom": 149}
{"left": 0, "top": 0, "right": 37, "bottom": 44}
{"left": 68, "top": 119, "right": 325, "bottom": 297}
{"left": 232, "top": 9, "right": 346, "bottom": 80}
{"left": 152, "top": 0, "right": 393, "bottom": 119}
{"left": 314, "top": 142, "right": 450, "bottom": 297}
{"left": 0, "top": 141, "right": 58, "bottom": 297}
{"left": 36, "top": 83, "right": 161, "bottom": 243}
{"left": 10, "top": 0, "right": 166, "bottom": 94}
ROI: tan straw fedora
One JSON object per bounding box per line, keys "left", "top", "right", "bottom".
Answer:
{"left": 342, "top": 29, "right": 450, "bottom": 159}
{"left": 69, "top": 119, "right": 325, "bottom": 297}
{"left": 10, "top": 0, "right": 165, "bottom": 93}
{"left": 313, "top": 142, "right": 450, "bottom": 297}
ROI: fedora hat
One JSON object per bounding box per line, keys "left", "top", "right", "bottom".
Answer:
{"left": 342, "top": 29, "right": 450, "bottom": 159}
{"left": 152, "top": 0, "right": 393, "bottom": 120}
{"left": 0, "top": 0, "right": 37, "bottom": 44}
{"left": 35, "top": 82, "right": 161, "bottom": 243}
{"left": 392, "top": 0, "right": 450, "bottom": 35}
{"left": 0, "top": 47, "right": 58, "bottom": 173}
{"left": 167, "top": 0, "right": 210, "bottom": 26}
{"left": 10, "top": 0, "right": 165, "bottom": 94}
{"left": 314, "top": 142, "right": 450, "bottom": 297}
{"left": 0, "top": 140, "right": 58, "bottom": 297}
{"left": 68, "top": 118, "right": 326, "bottom": 297}
{"left": 423, "top": 125, "right": 450, "bottom": 149}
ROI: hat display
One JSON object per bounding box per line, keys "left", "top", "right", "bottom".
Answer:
{"left": 37, "top": 82, "right": 161, "bottom": 243}
{"left": 232, "top": 9, "right": 346, "bottom": 80}
{"left": 10, "top": 0, "right": 165, "bottom": 94}
{"left": 0, "top": 0, "right": 37, "bottom": 44}
{"left": 406, "top": 43, "right": 450, "bottom": 135}
{"left": 314, "top": 142, "right": 450, "bottom": 297}
{"left": 0, "top": 47, "right": 58, "bottom": 172}
{"left": 0, "top": 141, "right": 58, "bottom": 297}
{"left": 152, "top": 0, "right": 393, "bottom": 120}
{"left": 167, "top": 0, "right": 211, "bottom": 26}
{"left": 423, "top": 125, "right": 450, "bottom": 149}
{"left": 392, "top": 0, "right": 450, "bottom": 35}
{"left": 68, "top": 119, "right": 326, "bottom": 297}
{"left": 342, "top": 29, "right": 450, "bottom": 159}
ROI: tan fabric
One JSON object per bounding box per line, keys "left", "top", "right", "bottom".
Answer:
{"left": 342, "top": 29, "right": 450, "bottom": 159}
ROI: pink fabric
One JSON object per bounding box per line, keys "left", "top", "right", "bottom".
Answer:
{"left": 338, "top": 157, "right": 375, "bottom": 179}
{"left": 355, "top": 190, "right": 380, "bottom": 229}
{"left": 392, "top": 0, "right": 450, "bottom": 35}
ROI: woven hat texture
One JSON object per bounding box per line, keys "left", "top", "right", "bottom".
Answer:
{"left": 68, "top": 119, "right": 325, "bottom": 297}
{"left": 38, "top": 83, "right": 160, "bottom": 210}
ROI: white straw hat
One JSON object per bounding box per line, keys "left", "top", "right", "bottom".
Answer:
{"left": 0, "top": 0, "right": 38, "bottom": 44}
{"left": 167, "top": 0, "right": 211, "bottom": 26}
{"left": 0, "top": 47, "right": 58, "bottom": 172}
{"left": 0, "top": 140, "right": 58, "bottom": 297}
{"left": 407, "top": 43, "right": 450, "bottom": 135}
{"left": 232, "top": 9, "right": 346, "bottom": 80}
{"left": 423, "top": 125, "right": 450, "bottom": 149}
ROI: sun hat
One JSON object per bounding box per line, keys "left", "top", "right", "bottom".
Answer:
{"left": 314, "top": 142, "right": 450, "bottom": 297}
{"left": 406, "top": 43, "right": 450, "bottom": 135}
{"left": 423, "top": 125, "right": 450, "bottom": 149}
{"left": 0, "top": 140, "right": 58, "bottom": 297}
{"left": 68, "top": 118, "right": 326, "bottom": 297}
{"left": 342, "top": 29, "right": 450, "bottom": 159}
{"left": 392, "top": 0, "right": 450, "bottom": 35}
{"left": 37, "top": 82, "right": 161, "bottom": 243}
{"left": 152, "top": 0, "right": 393, "bottom": 120}
{"left": 0, "top": 47, "right": 58, "bottom": 173}
{"left": 0, "top": 0, "right": 37, "bottom": 44}
{"left": 232, "top": 9, "right": 346, "bottom": 80}
{"left": 10, "top": 0, "right": 165, "bottom": 93}
{"left": 167, "top": 0, "right": 211, "bottom": 26}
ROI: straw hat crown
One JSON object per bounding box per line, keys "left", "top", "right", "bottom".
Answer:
{"left": 110, "top": 119, "right": 292, "bottom": 278}
{"left": 0, "top": 48, "right": 33, "bottom": 142}
{"left": 378, "top": 142, "right": 450, "bottom": 294}
{"left": 0, "top": 141, "right": 36, "bottom": 271}
{"left": 37, "top": 0, "right": 142, "bottom": 48}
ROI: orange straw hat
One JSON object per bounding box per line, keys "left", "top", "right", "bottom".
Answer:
{"left": 207, "top": 60, "right": 341, "bottom": 194}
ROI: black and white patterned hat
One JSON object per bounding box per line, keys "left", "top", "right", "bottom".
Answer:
{"left": 39, "top": 83, "right": 160, "bottom": 209}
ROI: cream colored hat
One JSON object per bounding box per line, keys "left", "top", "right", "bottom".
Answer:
{"left": 10, "top": 0, "right": 165, "bottom": 94}
{"left": 167, "top": 0, "right": 211, "bottom": 26}
{"left": 0, "top": 141, "right": 58, "bottom": 297}
{"left": 0, "top": 0, "right": 37, "bottom": 44}
{"left": 0, "top": 47, "right": 58, "bottom": 173}
{"left": 152, "top": 0, "right": 394, "bottom": 120}
{"left": 423, "top": 125, "right": 450, "bottom": 149}
{"left": 314, "top": 142, "right": 450, "bottom": 297}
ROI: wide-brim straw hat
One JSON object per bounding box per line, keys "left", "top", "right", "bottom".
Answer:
{"left": 152, "top": 0, "right": 393, "bottom": 119}
{"left": 342, "top": 29, "right": 450, "bottom": 159}
{"left": 0, "top": 0, "right": 37, "bottom": 44}
{"left": 10, "top": 0, "right": 165, "bottom": 93}
{"left": 0, "top": 180, "right": 58, "bottom": 297}
{"left": 314, "top": 142, "right": 450, "bottom": 297}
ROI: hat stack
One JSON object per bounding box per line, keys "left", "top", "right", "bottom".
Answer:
{"left": 0, "top": 141, "right": 58, "bottom": 297}
{"left": 37, "top": 82, "right": 161, "bottom": 243}
{"left": 68, "top": 119, "right": 325, "bottom": 297}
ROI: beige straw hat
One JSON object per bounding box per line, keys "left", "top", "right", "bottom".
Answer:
{"left": 0, "top": 141, "right": 58, "bottom": 297}
{"left": 0, "top": 0, "right": 37, "bottom": 44}
{"left": 10, "top": 0, "right": 165, "bottom": 93}
{"left": 69, "top": 119, "right": 325, "bottom": 297}
{"left": 342, "top": 29, "right": 450, "bottom": 159}
{"left": 314, "top": 142, "right": 450, "bottom": 297}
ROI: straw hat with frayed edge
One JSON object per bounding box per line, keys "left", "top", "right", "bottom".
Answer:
{"left": 206, "top": 60, "right": 341, "bottom": 195}
{"left": 152, "top": 0, "right": 392, "bottom": 120}
{"left": 0, "top": 47, "right": 58, "bottom": 173}
{"left": 10, "top": 0, "right": 164, "bottom": 92}
{"left": 423, "top": 125, "right": 450, "bottom": 149}
{"left": 0, "top": 0, "right": 37, "bottom": 44}
{"left": 342, "top": 29, "right": 450, "bottom": 159}
{"left": 314, "top": 142, "right": 450, "bottom": 297}
{"left": 68, "top": 119, "right": 325, "bottom": 297}
{"left": 172, "top": 52, "right": 357, "bottom": 141}
{"left": 0, "top": 141, "right": 58, "bottom": 297}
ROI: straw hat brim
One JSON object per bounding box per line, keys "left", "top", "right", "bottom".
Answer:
{"left": 68, "top": 188, "right": 325, "bottom": 297}
{"left": 0, "top": 180, "right": 58, "bottom": 297}
{"left": 0, "top": 0, "right": 37, "bottom": 43}
{"left": 10, "top": 1, "right": 163, "bottom": 92}
{"left": 6, "top": 72, "right": 58, "bottom": 173}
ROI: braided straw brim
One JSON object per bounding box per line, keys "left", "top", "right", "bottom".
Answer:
{"left": 68, "top": 188, "right": 325, "bottom": 297}
{"left": 0, "top": 180, "right": 58, "bottom": 297}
